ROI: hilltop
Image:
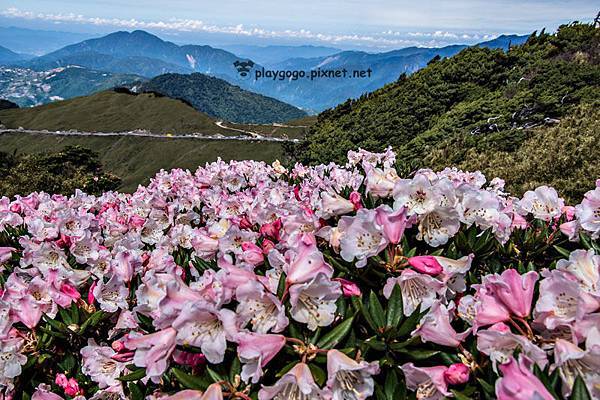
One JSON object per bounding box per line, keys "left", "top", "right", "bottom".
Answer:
{"left": 135, "top": 73, "right": 307, "bottom": 123}
{"left": 0, "top": 90, "right": 233, "bottom": 135}
{"left": 290, "top": 23, "right": 600, "bottom": 200}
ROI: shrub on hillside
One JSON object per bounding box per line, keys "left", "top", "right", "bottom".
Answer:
{"left": 0, "top": 145, "right": 121, "bottom": 197}
{"left": 0, "top": 148, "right": 599, "bottom": 399}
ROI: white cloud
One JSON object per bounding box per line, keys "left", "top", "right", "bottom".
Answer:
{"left": 0, "top": 7, "right": 496, "bottom": 48}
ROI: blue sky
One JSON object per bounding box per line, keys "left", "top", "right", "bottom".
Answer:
{"left": 1, "top": 1, "right": 598, "bottom": 49}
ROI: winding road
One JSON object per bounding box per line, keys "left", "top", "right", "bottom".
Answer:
{"left": 0, "top": 128, "right": 300, "bottom": 143}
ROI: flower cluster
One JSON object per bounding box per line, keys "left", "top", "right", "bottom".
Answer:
{"left": 0, "top": 148, "right": 599, "bottom": 399}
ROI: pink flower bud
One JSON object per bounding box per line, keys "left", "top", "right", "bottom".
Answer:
{"left": 129, "top": 214, "right": 146, "bottom": 228}
{"left": 260, "top": 219, "right": 282, "bottom": 241}
{"left": 407, "top": 256, "right": 443, "bottom": 276}
{"left": 111, "top": 340, "right": 125, "bottom": 352}
{"left": 561, "top": 206, "right": 576, "bottom": 221}
{"left": 55, "top": 373, "right": 68, "bottom": 388}
{"left": 60, "top": 283, "right": 81, "bottom": 300}
{"left": 334, "top": 278, "right": 362, "bottom": 297}
{"left": 64, "top": 378, "right": 81, "bottom": 397}
{"left": 87, "top": 281, "right": 97, "bottom": 305}
{"left": 241, "top": 242, "right": 264, "bottom": 266}
{"left": 261, "top": 239, "right": 276, "bottom": 254}
{"left": 444, "top": 363, "right": 470, "bottom": 385}
{"left": 349, "top": 191, "right": 363, "bottom": 210}
{"left": 173, "top": 350, "right": 206, "bottom": 367}
{"left": 111, "top": 351, "right": 135, "bottom": 362}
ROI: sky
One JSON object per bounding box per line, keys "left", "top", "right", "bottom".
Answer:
{"left": 0, "top": 1, "right": 598, "bottom": 50}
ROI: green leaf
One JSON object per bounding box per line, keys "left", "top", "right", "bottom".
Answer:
{"left": 78, "top": 310, "right": 106, "bottom": 333}
{"left": 571, "top": 375, "right": 592, "bottom": 400}
{"left": 230, "top": 356, "right": 241, "bottom": 383}
{"left": 206, "top": 366, "right": 224, "bottom": 383}
{"left": 476, "top": 378, "right": 495, "bottom": 396}
{"left": 396, "top": 306, "right": 421, "bottom": 337}
{"left": 384, "top": 369, "right": 399, "bottom": 400}
{"left": 316, "top": 317, "right": 354, "bottom": 349}
{"left": 118, "top": 368, "right": 147, "bottom": 382}
{"left": 171, "top": 368, "right": 210, "bottom": 390}
{"left": 276, "top": 360, "right": 299, "bottom": 377}
{"left": 451, "top": 389, "right": 473, "bottom": 400}
{"left": 128, "top": 382, "right": 145, "bottom": 400}
{"left": 368, "top": 291, "right": 385, "bottom": 330}
{"left": 393, "top": 348, "right": 440, "bottom": 360}
{"left": 43, "top": 315, "right": 69, "bottom": 333}
{"left": 57, "top": 353, "right": 76, "bottom": 374}
{"left": 385, "top": 284, "right": 403, "bottom": 329}
{"left": 308, "top": 363, "right": 326, "bottom": 386}
{"left": 277, "top": 271, "right": 287, "bottom": 299}
{"left": 553, "top": 245, "right": 571, "bottom": 258}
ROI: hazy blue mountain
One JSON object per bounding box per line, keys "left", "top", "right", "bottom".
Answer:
{"left": 0, "top": 26, "right": 96, "bottom": 56}
{"left": 477, "top": 34, "right": 530, "bottom": 49}
{"left": 221, "top": 44, "right": 341, "bottom": 65}
{"left": 0, "top": 65, "right": 142, "bottom": 107}
{"left": 0, "top": 45, "right": 33, "bottom": 64}
{"left": 25, "top": 51, "right": 192, "bottom": 77}
{"left": 135, "top": 73, "right": 307, "bottom": 124}
{"left": 23, "top": 30, "right": 241, "bottom": 78}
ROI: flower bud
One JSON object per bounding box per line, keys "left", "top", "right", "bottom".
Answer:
{"left": 443, "top": 363, "right": 470, "bottom": 385}
{"left": 407, "top": 256, "right": 443, "bottom": 276}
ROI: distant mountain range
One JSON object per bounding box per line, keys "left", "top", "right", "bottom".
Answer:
{"left": 220, "top": 44, "right": 341, "bottom": 65}
{"left": 0, "top": 45, "right": 32, "bottom": 64}
{"left": 135, "top": 73, "right": 307, "bottom": 123}
{"left": 0, "top": 66, "right": 141, "bottom": 107}
{"left": 2, "top": 29, "right": 529, "bottom": 112}
{"left": 0, "top": 26, "right": 96, "bottom": 56}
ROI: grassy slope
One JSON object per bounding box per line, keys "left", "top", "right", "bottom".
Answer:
{"left": 0, "top": 132, "right": 284, "bottom": 192}
{"left": 0, "top": 91, "right": 233, "bottom": 135}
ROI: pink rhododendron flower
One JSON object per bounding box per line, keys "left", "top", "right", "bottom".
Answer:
{"left": 258, "top": 362, "right": 323, "bottom": 400}
{"left": 383, "top": 270, "right": 445, "bottom": 316}
{"left": 289, "top": 272, "right": 341, "bottom": 330}
{"left": 122, "top": 328, "right": 177, "bottom": 383}
{"left": 80, "top": 339, "right": 127, "bottom": 388}
{"left": 286, "top": 242, "right": 333, "bottom": 285}
{"left": 320, "top": 192, "right": 355, "bottom": 218}
{"left": 484, "top": 269, "right": 538, "bottom": 318}
{"left": 236, "top": 280, "right": 288, "bottom": 333}
{"left": 520, "top": 186, "right": 564, "bottom": 222}
{"left": 325, "top": 349, "right": 380, "bottom": 400}
{"left": 236, "top": 333, "right": 286, "bottom": 383}
{"left": 552, "top": 330, "right": 600, "bottom": 398}
{"left": 374, "top": 205, "right": 410, "bottom": 244}
{"left": 476, "top": 323, "right": 547, "bottom": 371}
{"left": 412, "top": 301, "right": 471, "bottom": 347}
{"left": 495, "top": 356, "right": 554, "bottom": 400}
{"left": 0, "top": 248, "right": 15, "bottom": 264}
{"left": 172, "top": 303, "right": 238, "bottom": 364}
{"left": 338, "top": 208, "right": 388, "bottom": 268}
{"left": 400, "top": 363, "right": 450, "bottom": 400}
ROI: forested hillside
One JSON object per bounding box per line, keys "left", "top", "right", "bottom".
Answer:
{"left": 291, "top": 23, "right": 599, "bottom": 200}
